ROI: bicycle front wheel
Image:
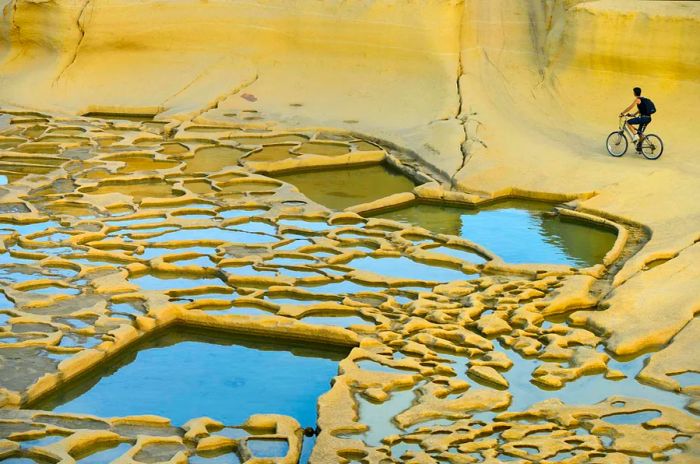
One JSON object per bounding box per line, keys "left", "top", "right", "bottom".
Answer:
{"left": 606, "top": 131, "right": 627, "bottom": 157}
{"left": 641, "top": 134, "right": 663, "bottom": 160}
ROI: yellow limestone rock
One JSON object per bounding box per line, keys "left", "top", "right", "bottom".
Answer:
{"left": 473, "top": 313, "right": 512, "bottom": 337}
{"left": 467, "top": 365, "right": 509, "bottom": 389}
{"left": 394, "top": 389, "right": 511, "bottom": 429}
{"left": 540, "top": 274, "right": 597, "bottom": 316}
{"left": 470, "top": 350, "right": 513, "bottom": 370}
{"left": 183, "top": 417, "right": 224, "bottom": 441}
{"left": 0, "top": 2, "right": 698, "bottom": 462}
{"left": 638, "top": 318, "right": 700, "bottom": 394}
{"left": 573, "top": 243, "right": 700, "bottom": 356}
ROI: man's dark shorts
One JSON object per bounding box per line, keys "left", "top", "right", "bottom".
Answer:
{"left": 629, "top": 115, "right": 652, "bottom": 132}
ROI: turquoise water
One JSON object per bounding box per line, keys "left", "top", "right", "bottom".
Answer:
{"left": 190, "top": 450, "right": 241, "bottom": 464}
{"left": 18, "top": 434, "right": 66, "bottom": 449}
{"left": 669, "top": 372, "right": 700, "bottom": 388}
{"left": 129, "top": 274, "right": 227, "bottom": 291}
{"left": 26, "top": 285, "right": 80, "bottom": 296}
{"left": 170, "top": 256, "right": 217, "bottom": 267}
{"left": 74, "top": 443, "right": 133, "bottom": 463}
{"left": 230, "top": 221, "right": 277, "bottom": 235}
{"left": 146, "top": 228, "right": 277, "bottom": 244}
{"left": 424, "top": 245, "right": 487, "bottom": 264}
{"left": 0, "top": 220, "right": 60, "bottom": 236}
{"left": 247, "top": 439, "right": 289, "bottom": 458}
{"left": 278, "top": 218, "right": 329, "bottom": 232}
{"left": 348, "top": 256, "right": 478, "bottom": 282}
{"left": 219, "top": 208, "right": 269, "bottom": 220}
{"left": 441, "top": 343, "right": 689, "bottom": 413}
{"left": 0, "top": 458, "right": 54, "bottom": 464}
{"left": 372, "top": 200, "right": 617, "bottom": 267}
{"left": 137, "top": 245, "right": 218, "bottom": 260}
{"left": 301, "top": 314, "right": 375, "bottom": 328}
{"left": 33, "top": 328, "right": 348, "bottom": 427}
{"left": 302, "top": 280, "right": 385, "bottom": 295}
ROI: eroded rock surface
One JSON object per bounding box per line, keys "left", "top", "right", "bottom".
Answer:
{"left": 0, "top": 111, "right": 697, "bottom": 463}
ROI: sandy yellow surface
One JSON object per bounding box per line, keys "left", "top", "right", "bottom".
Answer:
{"left": 0, "top": 1, "right": 699, "bottom": 463}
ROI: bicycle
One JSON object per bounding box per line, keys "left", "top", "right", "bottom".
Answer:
{"left": 606, "top": 115, "right": 663, "bottom": 160}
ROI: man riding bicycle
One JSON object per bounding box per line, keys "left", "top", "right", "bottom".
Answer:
{"left": 619, "top": 87, "right": 653, "bottom": 153}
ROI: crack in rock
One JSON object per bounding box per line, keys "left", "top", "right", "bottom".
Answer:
{"left": 53, "top": 0, "right": 92, "bottom": 85}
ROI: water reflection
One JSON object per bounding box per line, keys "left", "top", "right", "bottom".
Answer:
{"left": 273, "top": 165, "right": 415, "bottom": 210}
{"left": 372, "top": 200, "right": 617, "bottom": 267}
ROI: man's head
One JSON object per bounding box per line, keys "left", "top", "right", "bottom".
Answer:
{"left": 633, "top": 87, "right": 642, "bottom": 97}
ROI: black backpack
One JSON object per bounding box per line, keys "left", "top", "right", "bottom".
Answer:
{"left": 640, "top": 97, "right": 657, "bottom": 115}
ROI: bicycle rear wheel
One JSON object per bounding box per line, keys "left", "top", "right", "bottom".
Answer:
{"left": 606, "top": 131, "right": 627, "bottom": 157}
{"left": 641, "top": 134, "right": 663, "bottom": 160}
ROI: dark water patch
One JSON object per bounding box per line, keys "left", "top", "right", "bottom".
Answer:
{"left": 184, "top": 146, "right": 247, "bottom": 174}
{"left": 273, "top": 164, "right": 415, "bottom": 210}
{"left": 83, "top": 112, "right": 156, "bottom": 122}
{"left": 644, "top": 258, "right": 671, "bottom": 270}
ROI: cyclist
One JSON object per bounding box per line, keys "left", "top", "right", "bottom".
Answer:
{"left": 619, "top": 87, "right": 652, "bottom": 152}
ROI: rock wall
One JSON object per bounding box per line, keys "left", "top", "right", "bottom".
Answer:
{"left": 0, "top": 1, "right": 697, "bottom": 168}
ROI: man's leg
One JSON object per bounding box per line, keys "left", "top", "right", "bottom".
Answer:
{"left": 626, "top": 117, "right": 641, "bottom": 136}
{"left": 636, "top": 120, "right": 650, "bottom": 151}
{"left": 638, "top": 121, "right": 649, "bottom": 139}
{"left": 636, "top": 123, "right": 646, "bottom": 151}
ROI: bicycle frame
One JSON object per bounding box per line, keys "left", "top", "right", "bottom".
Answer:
{"left": 619, "top": 116, "right": 636, "bottom": 139}
{"left": 610, "top": 115, "right": 663, "bottom": 159}
{"left": 619, "top": 115, "right": 649, "bottom": 138}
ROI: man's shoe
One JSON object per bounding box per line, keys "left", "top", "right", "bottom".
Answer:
{"left": 636, "top": 143, "right": 643, "bottom": 152}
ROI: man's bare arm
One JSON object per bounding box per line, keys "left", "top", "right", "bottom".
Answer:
{"left": 620, "top": 98, "right": 640, "bottom": 116}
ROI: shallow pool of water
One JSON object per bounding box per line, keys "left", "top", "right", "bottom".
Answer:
{"left": 300, "top": 280, "right": 385, "bottom": 296}
{"left": 137, "top": 245, "right": 218, "bottom": 260}
{"left": 32, "top": 328, "right": 349, "bottom": 427}
{"left": 443, "top": 343, "right": 690, "bottom": 413}
{"left": 184, "top": 146, "right": 248, "bottom": 174}
{"left": 300, "top": 314, "right": 375, "bottom": 328}
{"left": 200, "top": 305, "right": 274, "bottom": 317}
{"left": 247, "top": 438, "right": 290, "bottom": 458}
{"left": 353, "top": 387, "right": 418, "bottom": 446}
{"left": 277, "top": 218, "right": 329, "bottom": 232}
{"left": 273, "top": 164, "right": 415, "bottom": 210}
{"left": 190, "top": 449, "right": 241, "bottom": 464}
{"left": 349, "top": 256, "right": 477, "bottom": 283}
{"left": 372, "top": 200, "right": 617, "bottom": 267}
{"left": 423, "top": 245, "right": 487, "bottom": 264}
{"left": 129, "top": 274, "right": 227, "bottom": 291}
